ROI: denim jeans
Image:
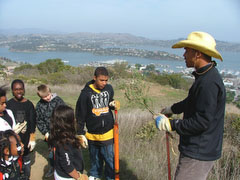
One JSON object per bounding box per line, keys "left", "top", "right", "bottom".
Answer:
{"left": 89, "top": 143, "right": 114, "bottom": 180}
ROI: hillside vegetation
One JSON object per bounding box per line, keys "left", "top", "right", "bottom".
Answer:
{"left": 1, "top": 59, "right": 240, "bottom": 180}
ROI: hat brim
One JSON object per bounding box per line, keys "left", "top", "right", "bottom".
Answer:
{"left": 172, "top": 40, "right": 223, "bottom": 61}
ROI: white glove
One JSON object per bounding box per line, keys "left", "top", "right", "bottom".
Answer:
{"left": 21, "top": 121, "right": 27, "bottom": 134}
{"left": 77, "top": 135, "right": 88, "bottom": 148}
{"left": 109, "top": 100, "right": 120, "bottom": 110}
{"left": 161, "top": 106, "right": 173, "bottom": 116}
{"left": 45, "top": 132, "right": 49, "bottom": 141}
{"left": 28, "top": 141, "right": 36, "bottom": 151}
{"left": 13, "top": 121, "right": 27, "bottom": 134}
{"left": 154, "top": 114, "right": 172, "bottom": 132}
{"left": 28, "top": 133, "right": 36, "bottom": 151}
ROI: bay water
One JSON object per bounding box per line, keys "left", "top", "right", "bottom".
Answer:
{"left": 0, "top": 46, "right": 239, "bottom": 75}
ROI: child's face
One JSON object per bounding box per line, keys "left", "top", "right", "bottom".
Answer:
{"left": 42, "top": 93, "right": 52, "bottom": 102}
{"left": 0, "top": 96, "right": 7, "bottom": 113}
{"left": 9, "top": 134, "right": 24, "bottom": 157}
{"left": 12, "top": 82, "right": 25, "bottom": 101}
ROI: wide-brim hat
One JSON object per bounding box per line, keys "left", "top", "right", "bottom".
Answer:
{"left": 172, "top": 31, "right": 223, "bottom": 61}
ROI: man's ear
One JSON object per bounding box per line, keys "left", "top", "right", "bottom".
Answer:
{"left": 195, "top": 51, "right": 202, "bottom": 58}
{"left": 93, "top": 76, "right": 97, "bottom": 81}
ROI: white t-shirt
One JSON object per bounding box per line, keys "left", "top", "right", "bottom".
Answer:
{"left": 0, "top": 109, "right": 16, "bottom": 131}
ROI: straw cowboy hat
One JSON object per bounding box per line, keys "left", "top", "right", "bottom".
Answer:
{"left": 172, "top": 31, "right": 223, "bottom": 61}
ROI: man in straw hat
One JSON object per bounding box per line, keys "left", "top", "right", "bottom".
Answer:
{"left": 153, "top": 31, "right": 226, "bottom": 180}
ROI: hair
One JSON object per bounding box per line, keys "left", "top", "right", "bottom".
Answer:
{"left": 37, "top": 84, "right": 51, "bottom": 98}
{"left": 202, "top": 53, "right": 212, "bottom": 62}
{"left": 94, "top": 66, "right": 109, "bottom": 77}
{"left": 49, "top": 105, "right": 80, "bottom": 149}
{"left": 0, "top": 130, "right": 20, "bottom": 164}
{"left": 0, "top": 85, "right": 7, "bottom": 98}
{"left": 11, "top": 79, "right": 25, "bottom": 90}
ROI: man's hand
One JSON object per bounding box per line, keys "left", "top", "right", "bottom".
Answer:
{"left": 109, "top": 100, "right": 120, "bottom": 110}
{"left": 77, "top": 135, "right": 88, "bottom": 148}
{"left": 161, "top": 106, "right": 173, "bottom": 117}
{"left": 13, "top": 121, "right": 27, "bottom": 134}
{"left": 153, "top": 114, "right": 172, "bottom": 132}
{"left": 28, "top": 133, "right": 36, "bottom": 151}
{"left": 45, "top": 132, "right": 49, "bottom": 141}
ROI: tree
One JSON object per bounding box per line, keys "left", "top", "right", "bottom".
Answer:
{"left": 135, "top": 63, "right": 142, "bottom": 70}
{"left": 146, "top": 64, "right": 155, "bottom": 72}
{"left": 37, "top": 59, "right": 65, "bottom": 74}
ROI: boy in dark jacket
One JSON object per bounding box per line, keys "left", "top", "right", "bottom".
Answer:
{"left": 76, "top": 67, "right": 119, "bottom": 180}
{"left": 35, "top": 84, "right": 65, "bottom": 178}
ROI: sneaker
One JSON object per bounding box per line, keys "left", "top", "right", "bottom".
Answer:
{"left": 89, "top": 176, "right": 101, "bottom": 180}
{"left": 44, "top": 167, "right": 54, "bottom": 178}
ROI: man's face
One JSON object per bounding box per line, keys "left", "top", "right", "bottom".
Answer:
{"left": 12, "top": 83, "right": 25, "bottom": 101}
{"left": 183, "top": 47, "right": 197, "bottom": 68}
{"left": 94, "top": 75, "right": 108, "bottom": 90}
{"left": 9, "top": 134, "right": 24, "bottom": 156}
{"left": 0, "top": 96, "right": 7, "bottom": 113}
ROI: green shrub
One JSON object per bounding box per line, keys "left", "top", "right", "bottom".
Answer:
{"left": 226, "top": 91, "right": 235, "bottom": 103}
{"left": 135, "top": 121, "right": 157, "bottom": 141}
{"left": 37, "top": 59, "right": 65, "bottom": 74}
{"left": 147, "top": 72, "right": 191, "bottom": 90}
{"left": 46, "top": 72, "right": 68, "bottom": 85}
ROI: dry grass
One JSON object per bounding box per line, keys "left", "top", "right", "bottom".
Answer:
{"left": 117, "top": 109, "right": 179, "bottom": 180}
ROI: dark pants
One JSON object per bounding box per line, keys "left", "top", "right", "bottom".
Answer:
{"left": 89, "top": 143, "right": 114, "bottom": 180}
{"left": 22, "top": 153, "right": 31, "bottom": 179}
{"left": 174, "top": 153, "right": 214, "bottom": 180}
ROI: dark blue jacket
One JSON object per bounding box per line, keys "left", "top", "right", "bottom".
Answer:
{"left": 170, "top": 63, "right": 226, "bottom": 161}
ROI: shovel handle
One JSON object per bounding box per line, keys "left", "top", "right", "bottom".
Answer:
{"left": 114, "top": 110, "right": 120, "bottom": 180}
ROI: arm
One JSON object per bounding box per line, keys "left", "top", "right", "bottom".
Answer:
{"left": 36, "top": 103, "right": 48, "bottom": 135}
{"left": 69, "top": 169, "right": 81, "bottom": 179}
{"left": 29, "top": 102, "right": 36, "bottom": 134}
{"left": 171, "top": 83, "right": 219, "bottom": 136}
{"left": 171, "top": 97, "right": 188, "bottom": 114}
{"left": 58, "top": 146, "right": 83, "bottom": 179}
{"left": 76, "top": 92, "right": 87, "bottom": 135}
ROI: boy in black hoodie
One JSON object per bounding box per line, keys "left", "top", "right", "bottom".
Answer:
{"left": 76, "top": 67, "right": 119, "bottom": 180}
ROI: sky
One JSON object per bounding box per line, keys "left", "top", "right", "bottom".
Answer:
{"left": 0, "top": 0, "right": 240, "bottom": 42}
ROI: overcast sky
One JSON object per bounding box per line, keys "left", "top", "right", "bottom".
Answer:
{"left": 0, "top": 0, "right": 239, "bottom": 42}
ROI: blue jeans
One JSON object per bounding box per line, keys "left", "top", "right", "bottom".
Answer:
{"left": 89, "top": 143, "right": 114, "bottom": 180}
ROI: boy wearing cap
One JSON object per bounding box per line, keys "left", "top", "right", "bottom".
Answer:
{"left": 154, "top": 31, "right": 226, "bottom": 180}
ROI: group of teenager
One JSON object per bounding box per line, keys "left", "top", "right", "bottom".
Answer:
{"left": 0, "top": 31, "right": 226, "bottom": 180}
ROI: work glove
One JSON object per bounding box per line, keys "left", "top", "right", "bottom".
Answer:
{"left": 77, "top": 171, "right": 88, "bottom": 180}
{"left": 20, "top": 121, "right": 27, "bottom": 134}
{"left": 28, "top": 133, "right": 36, "bottom": 151}
{"left": 153, "top": 114, "right": 172, "bottom": 132}
{"left": 109, "top": 100, "right": 120, "bottom": 110}
{"left": 45, "top": 132, "right": 49, "bottom": 141}
{"left": 161, "top": 106, "right": 173, "bottom": 117}
{"left": 13, "top": 121, "right": 27, "bottom": 134}
{"left": 77, "top": 135, "right": 88, "bottom": 148}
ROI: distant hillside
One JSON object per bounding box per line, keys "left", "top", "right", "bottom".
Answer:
{"left": 0, "top": 31, "right": 240, "bottom": 52}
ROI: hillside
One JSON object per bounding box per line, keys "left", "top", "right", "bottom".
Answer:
{"left": 1, "top": 32, "right": 240, "bottom": 52}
